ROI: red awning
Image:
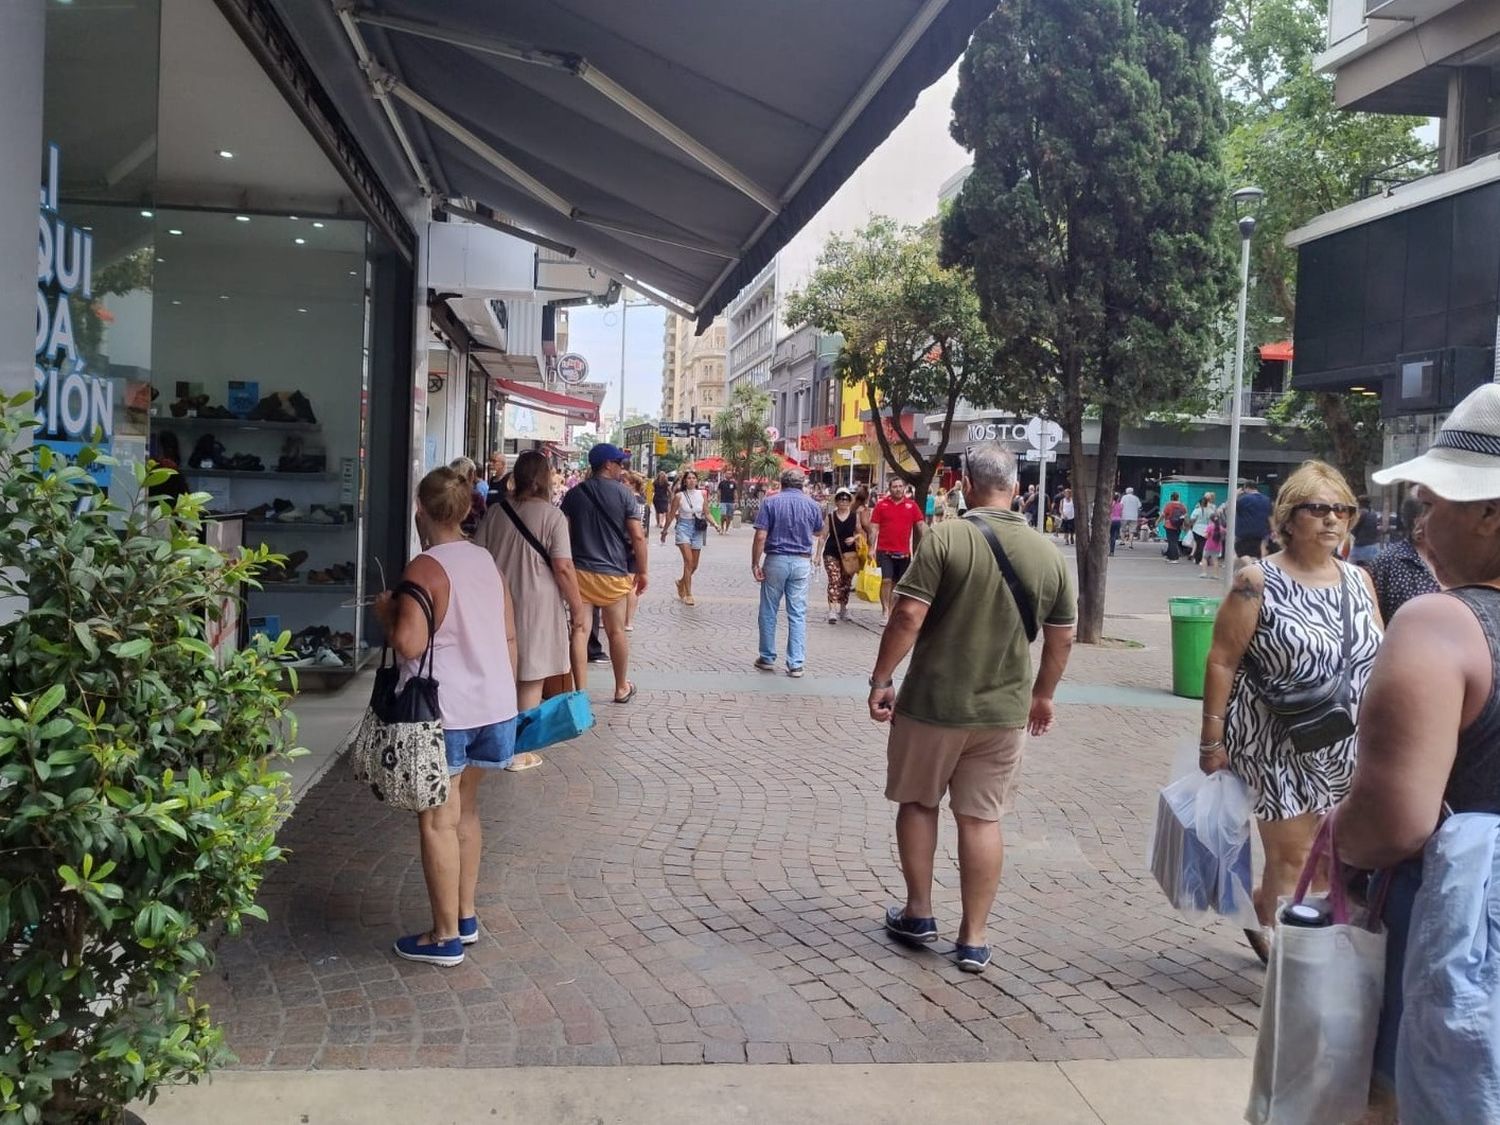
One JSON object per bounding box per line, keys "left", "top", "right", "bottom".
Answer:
{"left": 492, "top": 377, "right": 600, "bottom": 423}
{"left": 692, "top": 456, "right": 727, "bottom": 472}
{"left": 1259, "top": 340, "right": 1294, "bottom": 363}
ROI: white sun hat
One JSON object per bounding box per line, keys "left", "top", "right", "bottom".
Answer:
{"left": 1372, "top": 383, "right": 1500, "bottom": 501}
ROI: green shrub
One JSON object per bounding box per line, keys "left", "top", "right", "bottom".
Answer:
{"left": 0, "top": 394, "right": 301, "bottom": 1123}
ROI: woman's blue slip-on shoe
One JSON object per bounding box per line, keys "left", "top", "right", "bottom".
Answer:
{"left": 884, "top": 905, "right": 938, "bottom": 946}
{"left": 955, "top": 944, "right": 991, "bottom": 973}
{"left": 458, "top": 916, "right": 480, "bottom": 946}
{"left": 393, "top": 933, "right": 465, "bottom": 966}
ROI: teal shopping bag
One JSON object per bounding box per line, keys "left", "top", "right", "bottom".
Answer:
{"left": 514, "top": 690, "right": 595, "bottom": 752}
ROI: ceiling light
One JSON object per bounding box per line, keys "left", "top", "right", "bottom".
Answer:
{"left": 348, "top": 270, "right": 357, "bottom": 276}
{"left": 167, "top": 228, "right": 183, "bottom": 236}
{"left": 217, "top": 149, "right": 234, "bottom": 159}
{"left": 155, "top": 257, "right": 165, "bottom": 263}
{"left": 288, "top": 215, "right": 299, "bottom": 221}
{"left": 140, "top": 209, "right": 153, "bottom": 218}
{"left": 171, "top": 299, "right": 181, "bottom": 306}
{"left": 235, "top": 215, "right": 250, "bottom": 223}
{"left": 312, "top": 221, "right": 325, "bottom": 229}
{"left": 293, "top": 237, "right": 306, "bottom": 245}
{"left": 1349, "top": 386, "right": 1366, "bottom": 392}
{"left": 219, "top": 295, "right": 229, "bottom": 301}
{"left": 297, "top": 307, "right": 308, "bottom": 314}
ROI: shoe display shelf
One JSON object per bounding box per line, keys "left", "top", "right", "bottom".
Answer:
{"left": 245, "top": 520, "right": 350, "bottom": 533}
{"left": 167, "top": 416, "right": 320, "bottom": 434}
{"left": 186, "top": 469, "right": 338, "bottom": 480}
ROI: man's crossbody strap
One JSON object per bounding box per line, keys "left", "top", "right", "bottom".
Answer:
{"left": 964, "top": 515, "right": 1039, "bottom": 643}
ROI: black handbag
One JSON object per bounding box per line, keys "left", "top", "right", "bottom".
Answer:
{"left": 1258, "top": 569, "right": 1356, "bottom": 755}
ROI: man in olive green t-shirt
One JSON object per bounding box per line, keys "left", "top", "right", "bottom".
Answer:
{"left": 867, "top": 443, "right": 1076, "bottom": 973}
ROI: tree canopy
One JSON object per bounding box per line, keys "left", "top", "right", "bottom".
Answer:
{"left": 713, "top": 382, "right": 781, "bottom": 483}
{"left": 784, "top": 217, "right": 998, "bottom": 505}
{"left": 943, "top": 0, "right": 1232, "bottom": 642}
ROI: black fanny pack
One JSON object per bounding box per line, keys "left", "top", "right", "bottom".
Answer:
{"left": 1257, "top": 570, "right": 1354, "bottom": 755}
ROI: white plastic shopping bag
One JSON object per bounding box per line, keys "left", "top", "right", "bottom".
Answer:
{"left": 1147, "top": 742, "right": 1257, "bottom": 929}
{"left": 1247, "top": 815, "right": 1386, "bottom": 1125}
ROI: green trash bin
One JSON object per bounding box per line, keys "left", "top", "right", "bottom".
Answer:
{"left": 1168, "top": 596, "right": 1220, "bottom": 699}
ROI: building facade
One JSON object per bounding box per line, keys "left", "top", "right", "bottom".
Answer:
{"left": 726, "top": 259, "right": 778, "bottom": 389}
{"left": 679, "top": 317, "right": 728, "bottom": 424}
{"left": 1289, "top": 0, "right": 1500, "bottom": 461}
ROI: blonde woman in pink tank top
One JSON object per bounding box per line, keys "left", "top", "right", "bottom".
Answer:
{"left": 373, "top": 467, "right": 520, "bottom": 967}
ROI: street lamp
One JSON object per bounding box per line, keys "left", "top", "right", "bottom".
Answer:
{"left": 1223, "top": 185, "right": 1264, "bottom": 593}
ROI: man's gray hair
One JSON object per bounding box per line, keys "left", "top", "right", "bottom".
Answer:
{"left": 780, "top": 467, "right": 806, "bottom": 489}
{"left": 966, "top": 442, "right": 1018, "bottom": 494}
{"left": 449, "top": 456, "right": 478, "bottom": 480}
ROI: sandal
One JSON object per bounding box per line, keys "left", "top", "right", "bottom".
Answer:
{"left": 613, "top": 682, "right": 636, "bottom": 704}
{"left": 504, "top": 752, "right": 543, "bottom": 772}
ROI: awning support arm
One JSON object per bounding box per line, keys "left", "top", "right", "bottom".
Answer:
{"left": 439, "top": 202, "right": 577, "bottom": 258}
{"left": 573, "top": 212, "right": 739, "bottom": 260}
{"left": 369, "top": 68, "right": 576, "bottom": 218}
{"left": 350, "top": 7, "right": 781, "bottom": 213}
{"left": 332, "top": 1, "right": 434, "bottom": 198}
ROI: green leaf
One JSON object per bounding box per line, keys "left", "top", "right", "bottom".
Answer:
{"left": 109, "top": 638, "right": 153, "bottom": 660}
{"left": 28, "top": 684, "right": 66, "bottom": 722}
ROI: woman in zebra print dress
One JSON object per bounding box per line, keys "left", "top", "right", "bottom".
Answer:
{"left": 1199, "top": 461, "right": 1383, "bottom": 961}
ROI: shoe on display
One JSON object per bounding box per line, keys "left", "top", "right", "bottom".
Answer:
{"left": 277, "top": 505, "right": 305, "bottom": 522}
{"left": 288, "top": 391, "right": 317, "bottom": 424}
{"left": 247, "top": 503, "right": 271, "bottom": 522}
{"left": 306, "top": 505, "right": 336, "bottom": 524}
{"left": 311, "top": 647, "right": 347, "bottom": 667}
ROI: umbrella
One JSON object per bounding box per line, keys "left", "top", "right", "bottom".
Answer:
{"left": 692, "top": 456, "right": 727, "bottom": 472}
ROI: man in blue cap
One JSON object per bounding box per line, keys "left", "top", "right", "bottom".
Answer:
{"left": 560, "top": 443, "right": 648, "bottom": 703}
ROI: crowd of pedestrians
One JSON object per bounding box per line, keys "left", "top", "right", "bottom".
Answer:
{"left": 357, "top": 374, "right": 1500, "bottom": 1119}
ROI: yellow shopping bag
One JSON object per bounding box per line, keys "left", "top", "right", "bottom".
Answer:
{"left": 854, "top": 563, "right": 882, "bottom": 603}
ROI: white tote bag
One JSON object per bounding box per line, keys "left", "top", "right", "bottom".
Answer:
{"left": 1247, "top": 815, "right": 1387, "bottom": 1125}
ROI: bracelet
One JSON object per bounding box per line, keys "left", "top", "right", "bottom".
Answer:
{"left": 1199, "top": 740, "right": 1224, "bottom": 753}
{"left": 1202, "top": 713, "right": 1224, "bottom": 723}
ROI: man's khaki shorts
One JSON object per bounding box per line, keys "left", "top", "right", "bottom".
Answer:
{"left": 885, "top": 714, "right": 1027, "bottom": 822}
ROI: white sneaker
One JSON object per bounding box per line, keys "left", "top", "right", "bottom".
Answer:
{"left": 827, "top": 612, "right": 838, "bottom": 624}
{"left": 839, "top": 607, "right": 850, "bottom": 622}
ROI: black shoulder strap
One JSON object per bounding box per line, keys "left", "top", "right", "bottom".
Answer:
{"left": 578, "top": 479, "right": 634, "bottom": 550}
{"left": 498, "top": 495, "right": 551, "bottom": 565}
{"left": 964, "top": 515, "right": 1039, "bottom": 643}
{"left": 394, "top": 579, "right": 438, "bottom": 678}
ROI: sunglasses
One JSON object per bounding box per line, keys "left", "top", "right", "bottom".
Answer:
{"left": 1292, "top": 502, "right": 1357, "bottom": 519}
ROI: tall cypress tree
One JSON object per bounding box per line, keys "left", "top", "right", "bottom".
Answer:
{"left": 943, "top": 0, "right": 1231, "bottom": 643}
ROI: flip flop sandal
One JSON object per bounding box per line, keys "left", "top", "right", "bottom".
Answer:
{"left": 504, "top": 752, "right": 543, "bottom": 772}
{"left": 684, "top": 595, "right": 696, "bottom": 606}
{"left": 613, "top": 682, "right": 637, "bottom": 704}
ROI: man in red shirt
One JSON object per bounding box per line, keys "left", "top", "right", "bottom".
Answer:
{"left": 1161, "top": 491, "right": 1188, "bottom": 562}
{"left": 870, "top": 478, "right": 926, "bottom": 626}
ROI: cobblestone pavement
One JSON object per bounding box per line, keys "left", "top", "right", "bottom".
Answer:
{"left": 203, "top": 529, "right": 1262, "bottom": 1069}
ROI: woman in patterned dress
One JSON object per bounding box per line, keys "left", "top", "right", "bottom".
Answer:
{"left": 1198, "top": 461, "right": 1383, "bottom": 961}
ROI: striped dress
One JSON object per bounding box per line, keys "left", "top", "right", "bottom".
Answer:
{"left": 1225, "top": 559, "right": 1382, "bottom": 821}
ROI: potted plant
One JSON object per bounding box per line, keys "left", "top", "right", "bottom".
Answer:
{"left": 0, "top": 393, "right": 300, "bottom": 1123}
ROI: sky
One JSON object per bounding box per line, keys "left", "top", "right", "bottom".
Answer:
{"left": 566, "top": 63, "right": 972, "bottom": 427}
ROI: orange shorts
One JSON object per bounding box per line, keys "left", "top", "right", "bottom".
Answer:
{"left": 575, "top": 569, "right": 634, "bottom": 608}
{"left": 885, "top": 714, "right": 1026, "bottom": 821}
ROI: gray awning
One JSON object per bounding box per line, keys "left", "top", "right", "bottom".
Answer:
{"left": 270, "top": 0, "right": 992, "bottom": 327}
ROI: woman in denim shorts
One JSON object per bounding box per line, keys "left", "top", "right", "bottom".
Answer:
{"left": 662, "top": 469, "right": 709, "bottom": 605}
{"left": 374, "top": 467, "right": 520, "bottom": 967}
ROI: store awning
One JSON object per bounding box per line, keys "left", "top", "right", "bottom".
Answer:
{"left": 274, "top": 1, "right": 996, "bottom": 326}
{"left": 1259, "top": 340, "right": 1294, "bottom": 363}
{"left": 493, "top": 377, "right": 600, "bottom": 423}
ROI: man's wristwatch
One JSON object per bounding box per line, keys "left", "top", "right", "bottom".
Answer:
{"left": 868, "top": 676, "right": 893, "bottom": 689}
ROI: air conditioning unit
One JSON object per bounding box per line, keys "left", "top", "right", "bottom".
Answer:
{"left": 1382, "top": 346, "right": 1495, "bottom": 417}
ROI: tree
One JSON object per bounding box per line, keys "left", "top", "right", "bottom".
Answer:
{"left": 1217, "top": 0, "right": 1431, "bottom": 491}
{"left": 785, "top": 217, "right": 999, "bottom": 509}
{"left": 943, "top": 0, "right": 1233, "bottom": 643}
{"left": 713, "top": 382, "right": 781, "bottom": 483}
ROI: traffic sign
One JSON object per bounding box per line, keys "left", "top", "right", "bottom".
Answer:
{"left": 1023, "top": 449, "right": 1058, "bottom": 463}
{"left": 657, "top": 420, "right": 713, "bottom": 439}
{"left": 1024, "top": 416, "right": 1063, "bottom": 452}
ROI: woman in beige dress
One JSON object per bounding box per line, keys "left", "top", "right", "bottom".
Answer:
{"left": 474, "top": 450, "right": 588, "bottom": 769}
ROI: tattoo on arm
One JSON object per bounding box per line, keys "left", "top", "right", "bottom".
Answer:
{"left": 1231, "top": 574, "right": 1261, "bottom": 601}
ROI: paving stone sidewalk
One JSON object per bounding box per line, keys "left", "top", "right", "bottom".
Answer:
{"left": 200, "top": 531, "right": 1263, "bottom": 1069}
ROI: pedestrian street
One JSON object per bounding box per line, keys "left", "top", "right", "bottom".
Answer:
{"left": 198, "top": 529, "right": 1263, "bottom": 1071}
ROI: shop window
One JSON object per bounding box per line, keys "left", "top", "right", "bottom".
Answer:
{"left": 150, "top": 209, "right": 371, "bottom": 673}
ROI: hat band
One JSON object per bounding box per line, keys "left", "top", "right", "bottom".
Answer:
{"left": 1434, "top": 429, "right": 1500, "bottom": 458}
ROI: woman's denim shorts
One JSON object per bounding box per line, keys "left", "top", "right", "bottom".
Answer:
{"left": 675, "top": 521, "right": 707, "bottom": 549}
{"left": 442, "top": 717, "right": 517, "bottom": 774}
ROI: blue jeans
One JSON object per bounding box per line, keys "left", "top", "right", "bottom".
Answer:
{"left": 442, "top": 718, "right": 517, "bottom": 774}
{"left": 758, "top": 554, "right": 810, "bottom": 669}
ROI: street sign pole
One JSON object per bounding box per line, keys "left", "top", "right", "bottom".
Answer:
{"left": 1037, "top": 432, "right": 1047, "bottom": 532}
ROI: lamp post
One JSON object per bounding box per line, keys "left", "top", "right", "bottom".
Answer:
{"left": 1224, "top": 185, "right": 1264, "bottom": 593}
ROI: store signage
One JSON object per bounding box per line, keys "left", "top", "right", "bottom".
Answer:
{"left": 35, "top": 145, "right": 111, "bottom": 479}
{"left": 657, "top": 421, "right": 712, "bottom": 439}
{"left": 964, "top": 416, "right": 1063, "bottom": 453}
{"left": 557, "top": 353, "right": 589, "bottom": 385}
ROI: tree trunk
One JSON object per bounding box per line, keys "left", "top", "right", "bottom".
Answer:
{"left": 1316, "top": 393, "right": 1368, "bottom": 495}
{"left": 1072, "top": 405, "right": 1121, "bottom": 645}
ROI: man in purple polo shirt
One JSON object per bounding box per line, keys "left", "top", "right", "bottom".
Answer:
{"left": 751, "top": 467, "right": 826, "bottom": 677}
